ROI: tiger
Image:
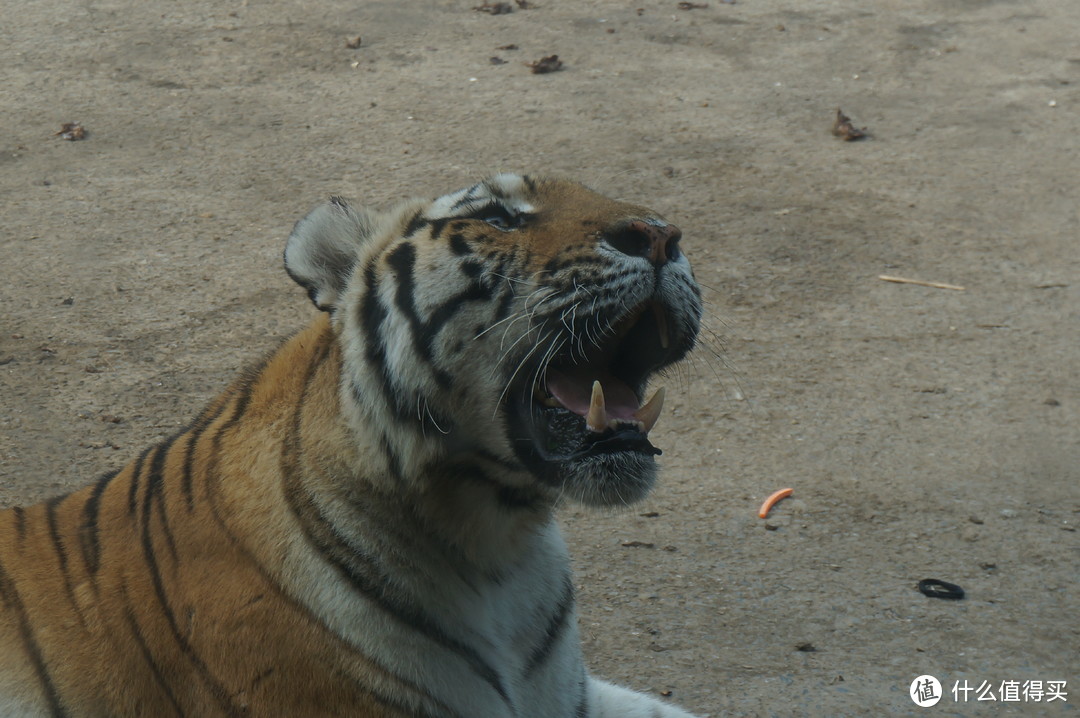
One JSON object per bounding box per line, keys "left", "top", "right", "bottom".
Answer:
{"left": 0, "top": 173, "right": 704, "bottom": 717}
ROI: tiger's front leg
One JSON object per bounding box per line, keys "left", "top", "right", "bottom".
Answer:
{"left": 586, "top": 678, "right": 701, "bottom": 718}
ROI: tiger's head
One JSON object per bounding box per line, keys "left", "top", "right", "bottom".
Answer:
{"left": 284, "top": 174, "right": 702, "bottom": 507}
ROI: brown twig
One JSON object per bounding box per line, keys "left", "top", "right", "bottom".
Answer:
{"left": 878, "top": 275, "right": 965, "bottom": 291}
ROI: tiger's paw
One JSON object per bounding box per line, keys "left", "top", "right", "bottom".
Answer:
{"left": 588, "top": 678, "right": 702, "bottom": 718}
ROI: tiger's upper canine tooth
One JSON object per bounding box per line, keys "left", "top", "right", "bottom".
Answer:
{"left": 633, "top": 387, "right": 666, "bottom": 434}
{"left": 586, "top": 380, "right": 608, "bottom": 433}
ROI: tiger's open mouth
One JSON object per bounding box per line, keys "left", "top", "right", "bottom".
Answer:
{"left": 509, "top": 300, "right": 682, "bottom": 465}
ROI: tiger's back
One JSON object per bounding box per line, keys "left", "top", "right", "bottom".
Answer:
{"left": 0, "top": 320, "right": 419, "bottom": 716}
{"left": 0, "top": 174, "right": 704, "bottom": 718}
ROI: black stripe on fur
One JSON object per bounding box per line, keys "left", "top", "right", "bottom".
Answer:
{"left": 146, "top": 432, "right": 183, "bottom": 563}
{"left": 385, "top": 242, "right": 454, "bottom": 390}
{"left": 119, "top": 583, "right": 185, "bottom": 716}
{"left": 448, "top": 232, "right": 472, "bottom": 256}
{"left": 78, "top": 469, "right": 119, "bottom": 576}
{"left": 524, "top": 573, "right": 576, "bottom": 676}
{"left": 139, "top": 442, "right": 243, "bottom": 716}
{"left": 0, "top": 556, "right": 69, "bottom": 717}
{"left": 403, "top": 210, "right": 427, "bottom": 239}
{"left": 12, "top": 506, "right": 26, "bottom": 544}
{"left": 383, "top": 243, "right": 499, "bottom": 406}
{"left": 127, "top": 445, "right": 155, "bottom": 517}
{"left": 450, "top": 185, "right": 482, "bottom": 212}
{"left": 359, "top": 259, "right": 415, "bottom": 424}
{"left": 428, "top": 217, "right": 450, "bottom": 241}
{"left": 44, "top": 494, "right": 86, "bottom": 625}
{"left": 181, "top": 400, "right": 231, "bottom": 512}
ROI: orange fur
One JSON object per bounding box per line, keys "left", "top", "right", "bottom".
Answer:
{"left": 0, "top": 319, "right": 425, "bottom": 716}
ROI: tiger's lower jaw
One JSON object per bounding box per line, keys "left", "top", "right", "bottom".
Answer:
{"left": 506, "top": 401, "right": 663, "bottom": 507}
{"left": 552, "top": 451, "right": 658, "bottom": 507}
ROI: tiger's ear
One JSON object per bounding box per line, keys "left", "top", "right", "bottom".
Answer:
{"left": 284, "top": 197, "right": 375, "bottom": 312}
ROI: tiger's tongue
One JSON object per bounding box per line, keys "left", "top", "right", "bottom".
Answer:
{"left": 544, "top": 366, "right": 639, "bottom": 422}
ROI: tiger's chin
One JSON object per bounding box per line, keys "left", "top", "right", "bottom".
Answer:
{"left": 551, "top": 445, "right": 660, "bottom": 507}
{"left": 505, "top": 397, "right": 660, "bottom": 506}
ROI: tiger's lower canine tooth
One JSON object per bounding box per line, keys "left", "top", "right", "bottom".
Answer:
{"left": 586, "top": 380, "right": 607, "bottom": 433}
{"left": 533, "top": 382, "right": 561, "bottom": 407}
{"left": 633, "top": 387, "right": 665, "bottom": 433}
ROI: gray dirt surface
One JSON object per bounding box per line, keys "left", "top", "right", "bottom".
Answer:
{"left": 2, "top": 0, "right": 1078, "bottom": 715}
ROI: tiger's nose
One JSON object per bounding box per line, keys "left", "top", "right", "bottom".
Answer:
{"left": 605, "top": 220, "right": 682, "bottom": 266}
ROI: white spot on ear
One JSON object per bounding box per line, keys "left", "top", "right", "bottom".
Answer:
{"left": 487, "top": 173, "right": 527, "bottom": 196}
{"left": 284, "top": 199, "right": 376, "bottom": 311}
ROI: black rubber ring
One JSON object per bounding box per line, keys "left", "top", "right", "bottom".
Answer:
{"left": 918, "top": 578, "right": 965, "bottom": 600}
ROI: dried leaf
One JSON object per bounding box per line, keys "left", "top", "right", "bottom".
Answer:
{"left": 55, "top": 122, "right": 87, "bottom": 141}
{"left": 526, "top": 55, "right": 563, "bottom": 74}
{"left": 474, "top": 2, "right": 513, "bottom": 14}
{"left": 832, "top": 109, "right": 867, "bottom": 141}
